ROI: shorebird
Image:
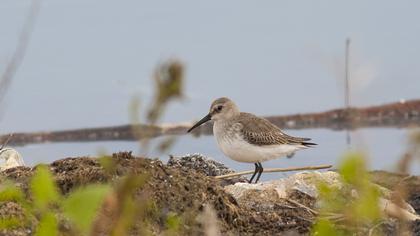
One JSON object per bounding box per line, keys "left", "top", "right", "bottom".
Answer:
{"left": 188, "top": 97, "right": 316, "bottom": 183}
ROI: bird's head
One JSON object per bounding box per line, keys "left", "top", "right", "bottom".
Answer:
{"left": 187, "top": 97, "right": 239, "bottom": 132}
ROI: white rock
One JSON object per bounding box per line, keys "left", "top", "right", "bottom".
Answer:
{"left": 0, "top": 148, "right": 25, "bottom": 171}
{"left": 224, "top": 171, "right": 420, "bottom": 221}
{"left": 225, "top": 171, "right": 341, "bottom": 200}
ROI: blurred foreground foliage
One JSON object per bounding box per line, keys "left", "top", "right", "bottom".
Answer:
{"left": 0, "top": 165, "right": 111, "bottom": 235}
{"left": 147, "top": 59, "right": 184, "bottom": 124}
{"left": 0, "top": 162, "right": 181, "bottom": 235}
{"left": 129, "top": 59, "right": 185, "bottom": 155}
{"left": 398, "top": 129, "right": 420, "bottom": 173}
{"left": 312, "top": 152, "right": 383, "bottom": 235}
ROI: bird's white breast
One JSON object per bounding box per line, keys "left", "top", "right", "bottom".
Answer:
{"left": 213, "top": 121, "right": 306, "bottom": 163}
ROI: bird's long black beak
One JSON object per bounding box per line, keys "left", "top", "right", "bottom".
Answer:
{"left": 187, "top": 114, "right": 211, "bottom": 133}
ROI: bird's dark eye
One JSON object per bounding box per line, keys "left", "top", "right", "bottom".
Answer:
{"left": 216, "top": 105, "right": 223, "bottom": 112}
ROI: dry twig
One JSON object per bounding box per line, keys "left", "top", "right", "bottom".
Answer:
{"left": 0, "top": 0, "right": 41, "bottom": 104}
{"left": 214, "top": 164, "right": 333, "bottom": 179}
{"left": 0, "top": 133, "right": 13, "bottom": 150}
{"left": 368, "top": 221, "right": 386, "bottom": 236}
{"left": 285, "top": 198, "right": 318, "bottom": 215}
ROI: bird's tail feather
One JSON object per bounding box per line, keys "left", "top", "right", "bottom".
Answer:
{"left": 302, "top": 142, "right": 317, "bottom": 147}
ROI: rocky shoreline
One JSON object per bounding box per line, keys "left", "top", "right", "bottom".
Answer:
{"left": 0, "top": 152, "right": 420, "bottom": 235}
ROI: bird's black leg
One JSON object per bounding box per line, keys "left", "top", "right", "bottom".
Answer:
{"left": 254, "top": 162, "right": 264, "bottom": 183}
{"left": 249, "top": 163, "right": 259, "bottom": 183}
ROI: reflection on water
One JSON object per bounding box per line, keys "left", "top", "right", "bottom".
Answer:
{"left": 14, "top": 128, "right": 420, "bottom": 181}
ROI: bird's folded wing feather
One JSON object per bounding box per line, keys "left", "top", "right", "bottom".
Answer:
{"left": 236, "top": 112, "right": 312, "bottom": 146}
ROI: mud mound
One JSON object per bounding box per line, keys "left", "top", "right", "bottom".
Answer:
{"left": 167, "top": 153, "right": 247, "bottom": 186}
{"left": 0, "top": 152, "right": 314, "bottom": 235}
{"left": 2, "top": 154, "right": 420, "bottom": 235}
{"left": 167, "top": 153, "right": 233, "bottom": 177}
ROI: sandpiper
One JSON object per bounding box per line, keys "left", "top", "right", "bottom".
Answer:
{"left": 188, "top": 97, "right": 316, "bottom": 183}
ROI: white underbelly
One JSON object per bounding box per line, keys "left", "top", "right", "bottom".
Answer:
{"left": 213, "top": 121, "right": 307, "bottom": 163}
{"left": 213, "top": 125, "right": 305, "bottom": 163}
{"left": 219, "top": 138, "right": 305, "bottom": 163}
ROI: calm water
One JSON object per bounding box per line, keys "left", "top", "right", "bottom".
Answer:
{"left": 14, "top": 128, "right": 420, "bottom": 181}
{"left": 1, "top": 1, "right": 420, "bottom": 177}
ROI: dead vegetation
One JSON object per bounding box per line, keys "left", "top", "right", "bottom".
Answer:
{"left": 0, "top": 152, "right": 420, "bottom": 235}
{"left": 0, "top": 152, "right": 324, "bottom": 235}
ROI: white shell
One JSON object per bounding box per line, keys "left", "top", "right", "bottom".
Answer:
{"left": 0, "top": 148, "right": 25, "bottom": 171}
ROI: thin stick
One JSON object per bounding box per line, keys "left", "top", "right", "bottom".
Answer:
{"left": 214, "top": 164, "right": 333, "bottom": 179}
{"left": 0, "top": 133, "right": 13, "bottom": 150}
{"left": 285, "top": 198, "right": 318, "bottom": 215}
{"left": 0, "top": 0, "right": 41, "bottom": 104}
{"left": 368, "top": 221, "right": 385, "bottom": 236}
{"left": 344, "top": 38, "right": 351, "bottom": 110}
{"left": 345, "top": 38, "right": 351, "bottom": 147}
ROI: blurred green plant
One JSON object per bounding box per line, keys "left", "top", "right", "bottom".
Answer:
{"left": 98, "top": 155, "right": 117, "bottom": 175}
{"left": 147, "top": 59, "right": 184, "bottom": 124}
{"left": 108, "top": 174, "right": 149, "bottom": 236}
{"left": 147, "top": 60, "right": 185, "bottom": 154}
{"left": 312, "top": 152, "right": 382, "bottom": 235}
{"left": 0, "top": 47, "right": 188, "bottom": 232}
{"left": 157, "top": 136, "right": 177, "bottom": 154}
{"left": 129, "top": 95, "right": 150, "bottom": 155}
{"left": 35, "top": 212, "right": 58, "bottom": 236}
{"left": 398, "top": 129, "right": 420, "bottom": 173}
{"left": 63, "top": 184, "right": 111, "bottom": 234}
{"left": 0, "top": 181, "right": 30, "bottom": 229}
{"left": 164, "top": 212, "right": 181, "bottom": 236}
{"left": 30, "top": 165, "right": 60, "bottom": 211}
{"left": 128, "top": 59, "right": 185, "bottom": 155}
{"left": 0, "top": 180, "right": 25, "bottom": 203}
{"left": 0, "top": 165, "right": 111, "bottom": 235}
{"left": 0, "top": 162, "right": 181, "bottom": 235}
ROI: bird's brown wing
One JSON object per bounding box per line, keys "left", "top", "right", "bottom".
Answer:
{"left": 235, "top": 112, "right": 315, "bottom": 146}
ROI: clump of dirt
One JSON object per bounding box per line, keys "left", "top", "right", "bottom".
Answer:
{"left": 167, "top": 153, "right": 234, "bottom": 177}
{"left": 2, "top": 154, "right": 420, "bottom": 235}
{"left": 0, "top": 201, "right": 34, "bottom": 236}
{"left": 167, "top": 153, "right": 247, "bottom": 186}
{"left": 0, "top": 152, "right": 315, "bottom": 235}
{"left": 411, "top": 220, "right": 420, "bottom": 236}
